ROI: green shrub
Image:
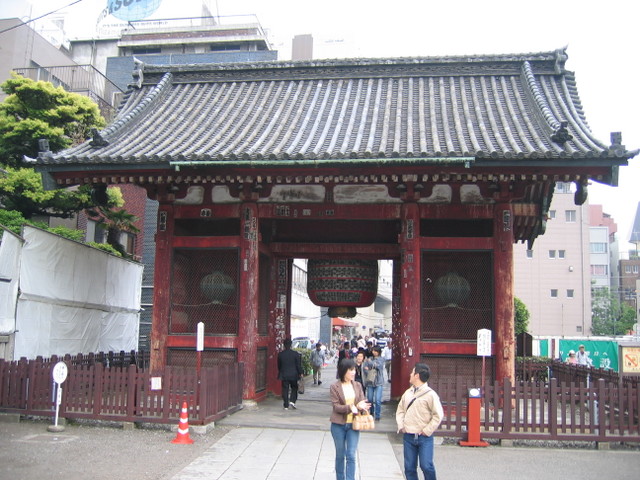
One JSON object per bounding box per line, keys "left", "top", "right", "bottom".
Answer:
{"left": 87, "top": 241, "right": 122, "bottom": 257}
{"left": 46, "top": 225, "right": 85, "bottom": 242}
{"left": 294, "top": 348, "right": 312, "bottom": 376}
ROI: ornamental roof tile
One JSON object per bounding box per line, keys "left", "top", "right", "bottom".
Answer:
{"left": 39, "top": 48, "right": 636, "bottom": 168}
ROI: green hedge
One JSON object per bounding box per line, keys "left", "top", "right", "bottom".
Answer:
{"left": 294, "top": 348, "right": 312, "bottom": 375}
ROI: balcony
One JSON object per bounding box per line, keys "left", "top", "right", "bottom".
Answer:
{"left": 13, "top": 65, "right": 123, "bottom": 121}
{"left": 117, "top": 15, "right": 271, "bottom": 51}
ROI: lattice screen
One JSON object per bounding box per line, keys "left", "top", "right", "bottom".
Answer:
{"left": 170, "top": 248, "right": 239, "bottom": 335}
{"left": 167, "top": 348, "right": 237, "bottom": 367}
{"left": 421, "top": 250, "right": 493, "bottom": 340}
{"left": 421, "top": 354, "right": 494, "bottom": 387}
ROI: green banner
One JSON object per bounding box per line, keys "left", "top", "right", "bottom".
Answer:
{"left": 539, "top": 339, "right": 549, "bottom": 357}
{"left": 559, "top": 340, "right": 618, "bottom": 371}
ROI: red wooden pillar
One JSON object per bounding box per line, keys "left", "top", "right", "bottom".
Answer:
{"left": 397, "top": 202, "right": 421, "bottom": 392}
{"left": 238, "top": 203, "right": 259, "bottom": 399}
{"left": 150, "top": 204, "right": 173, "bottom": 374}
{"left": 494, "top": 203, "right": 515, "bottom": 383}
{"left": 390, "top": 257, "right": 403, "bottom": 399}
{"left": 267, "top": 257, "right": 290, "bottom": 393}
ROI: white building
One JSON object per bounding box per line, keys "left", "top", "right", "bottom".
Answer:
{"left": 514, "top": 182, "right": 592, "bottom": 337}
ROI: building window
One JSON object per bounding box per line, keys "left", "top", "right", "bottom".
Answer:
{"left": 634, "top": 266, "right": 639, "bottom": 274}
{"left": 625, "top": 265, "right": 632, "bottom": 274}
{"left": 558, "top": 250, "right": 566, "bottom": 259}
{"left": 591, "top": 265, "right": 609, "bottom": 276}
{"left": 567, "top": 289, "right": 574, "bottom": 298}
{"left": 526, "top": 250, "right": 533, "bottom": 259}
{"left": 86, "top": 219, "right": 106, "bottom": 243}
{"left": 550, "top": 289, "right": 558, "bottom": 298}
{"left": 555, "top": 182, "right": 572, "bottom": 193}
{"left": 576, "top": 326, "right": 583, "bottom": 333}
{"left": 119, "top": 232, "right": 135, "bottom": 256}
{"left": 548, "top": 210, "right": 556, "bottom": 219}
{"left": 590, "top": 243, "right": 607, "bottom": 253}
{"left": 549, "top": 250, "right": 556, "bottom": 259}
{"left": 565, "top": 210, "right": 576, "bottom": 222}
{"left": 132, "top": 47, "right": 162, "bottom": 54}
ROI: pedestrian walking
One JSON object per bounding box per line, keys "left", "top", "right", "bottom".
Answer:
{"left": 382, "top": 340, "right": 392, "bottom": 382}
{"left": 395, "top": 363, "right": 444, "bottom": 480}
{"left": 329, "top": 358, "right": 371, "bottom": 480}
{"left": 354, "top": 350, "right": 366, "bottom": 389}
{"left": 311, "top": 342, "right": 326, "bottom": 385}
{"left": 363, "top": 346, "right": 384, "bottom": 420}
{"left": 277, "top": 338, "right": 303, "bottom": 410}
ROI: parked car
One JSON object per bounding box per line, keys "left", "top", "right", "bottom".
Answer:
{"left": 292, "top": 337, "right": 313, "bottom": 349}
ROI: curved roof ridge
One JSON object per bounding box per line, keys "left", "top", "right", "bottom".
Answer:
{"left": 90, "top": 72, "right": 174, "bottom": 147}
{"left": 141, "top": 49, "right": 567, "bottom": 75}
{"left": 521, "top": 61, "right": 560, "bottom": 131}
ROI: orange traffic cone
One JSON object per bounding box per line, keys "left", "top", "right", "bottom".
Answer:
{"left": 171, "top": 401, "right": 194, "bottom": 444}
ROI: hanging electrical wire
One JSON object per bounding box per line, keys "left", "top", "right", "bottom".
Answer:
{"left": 0, "top": 0, "right": 85, "bottom": 35}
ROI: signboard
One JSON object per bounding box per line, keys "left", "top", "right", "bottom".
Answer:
{"left": 559, "top": 340, "right": 619, "bottom": 370}
{"left": 52, "top": 361, "right": 68, "bottom": 384}
{"left": 196, "top": 322, "right": 204, "bottom": 352}
{"left": 620, "top": 346, "right": 640, "bottom": 375}
{"left": 477, "top": 329, "right": 492, "bottom": 357}
{"left": 108, "top": 0, "right": 163, "bottom": 21}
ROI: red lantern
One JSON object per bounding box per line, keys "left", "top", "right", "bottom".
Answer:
{"left": 307, "top": 259, "right": 378, "bottom": 318}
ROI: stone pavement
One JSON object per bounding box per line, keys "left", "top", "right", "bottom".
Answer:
{"left": 171, "top": 427, "right": 402, "bottom": 480}
{"left": 170, "top": 363, "right": 640, "bottom": 480}
{"left": 172, "top": 362, "right": 402, "bottom": 479}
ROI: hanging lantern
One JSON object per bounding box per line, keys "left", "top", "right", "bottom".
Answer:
{"left": 434, "top": 271, "right": 470, "bottom": 307}
{"left": 307, "top": 259, "right": 378, "bottom": 318}
{"left": 200, "top": 271, "right": 235, "bottom": 304}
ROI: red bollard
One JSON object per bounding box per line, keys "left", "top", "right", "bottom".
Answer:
{"left": 459, "top": 388, "right": 489, "bottom": 447}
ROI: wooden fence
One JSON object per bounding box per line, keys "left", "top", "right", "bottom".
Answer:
{"left": 434, "top": 364, "right": 640, "bottom": 443}
{"left": 2, "top": 355, "right": 639, "bottom": 443}
{"left": 0, "top": 356, "right": 243, "bottom": 425}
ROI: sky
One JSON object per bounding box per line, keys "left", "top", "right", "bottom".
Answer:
{"left": 3, "top": 0, "right": 640, "bottom": 250}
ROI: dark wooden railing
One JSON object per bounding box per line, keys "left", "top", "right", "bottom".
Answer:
{"left": 0, "top": 355, "right": 243, "bottom": 425}
{"left": 2, "top": 354, "right": 639, "bottom": 442}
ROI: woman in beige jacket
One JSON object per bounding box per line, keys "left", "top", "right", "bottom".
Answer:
{"left": 329, "top": 358, "right": 371, "bottom": 480}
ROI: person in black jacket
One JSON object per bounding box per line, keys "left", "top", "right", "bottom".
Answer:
{"left": 278, "top": 338, "right": 303, "bottom": 410}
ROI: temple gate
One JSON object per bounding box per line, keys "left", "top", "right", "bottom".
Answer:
{"left": 35, "top": 49, "right": 635, "bottom": 401}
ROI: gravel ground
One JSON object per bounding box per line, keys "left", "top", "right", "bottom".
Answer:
{"left": 0, "top": 417, "right": 231, "bottom": 480}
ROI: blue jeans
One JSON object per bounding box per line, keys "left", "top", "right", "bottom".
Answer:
{"left": 403, "top": 433, "right": 436, "bottom": 480}
{"left": 330, "top": 422, "right": 360, "bottom": 480}
{"left": 366, "top": 385, "right": 383, "bottom": 419}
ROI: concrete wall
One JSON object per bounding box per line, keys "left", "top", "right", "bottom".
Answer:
{"left": 0, "top": 19, "right": 78, "bottom": 99}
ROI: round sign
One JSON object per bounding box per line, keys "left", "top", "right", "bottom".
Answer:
{"left": 52, "top": 361, "right": 68, "bottom": 384}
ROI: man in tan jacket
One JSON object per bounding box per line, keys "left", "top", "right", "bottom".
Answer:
{"left": 395, "top": 363, "right": 444, "bottom": 480}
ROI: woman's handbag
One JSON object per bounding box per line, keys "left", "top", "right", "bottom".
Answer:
{"left": 365, "top": 367, "right": 377, "bottom": 385}
{"left": 352, "top": 411, "right": 375, "bottom": 431}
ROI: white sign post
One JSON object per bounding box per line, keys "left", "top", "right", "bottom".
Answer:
{"left": 48, "top": 361, "right": 68, "bottom": 432}
{"left": 477, "top": 329, "right": 492, "bottom": 395}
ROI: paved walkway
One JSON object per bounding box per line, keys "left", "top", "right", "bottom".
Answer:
{"left": 171, "top": 427, "right": 402, "bottom": 480}
{"left": 170, "top": 364, "right": 640, "bottom": 480}
{"left": 172, "top": 362, "right": 402, "bottom": 479}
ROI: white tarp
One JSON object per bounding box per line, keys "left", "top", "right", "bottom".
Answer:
{"left": 0, "top": 228, "right": 22, "bottom": 334}
{"left": 11, "top": 225, "right": 143, "bottom": 359}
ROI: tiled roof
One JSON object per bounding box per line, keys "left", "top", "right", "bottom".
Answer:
{"left": 40, "top": 48, "right": 636, "bottom": 168}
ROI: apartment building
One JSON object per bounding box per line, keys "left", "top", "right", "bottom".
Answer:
{"left": 514, "top": 182, "right": 592, "bottom": 336}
